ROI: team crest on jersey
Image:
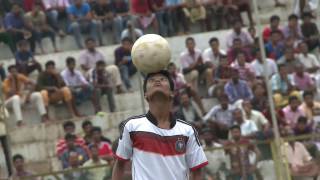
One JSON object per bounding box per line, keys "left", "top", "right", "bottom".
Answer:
{"left": 175, "top": 138, "right": 186, "bottom": 152}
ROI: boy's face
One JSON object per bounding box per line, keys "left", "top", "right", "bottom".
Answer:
{"left": 20, "top": 44, "right": 29, "bottom": 52}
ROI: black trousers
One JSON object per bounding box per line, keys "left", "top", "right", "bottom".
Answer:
{"left": 0, "top": 135, "right": 12, "bottom": 176}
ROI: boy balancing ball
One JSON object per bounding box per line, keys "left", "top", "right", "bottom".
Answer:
{"left": 131, "top": 34, "right": 171, "bottom": 74}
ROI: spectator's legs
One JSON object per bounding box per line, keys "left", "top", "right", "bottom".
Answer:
{"left": 29, "top": 30, "right": 37, "bottom": 53}
{"left": 46, "top": 10, "right": 60, "bottom": 32}
{"left": 184, "top": 70, "right": 199, "bottom": 92}
{"left": 176, "top": 7, "right": 190, "bottom": 34}
{"left": 41, "top": 29, "right": 58, "bottom": 52}
{"left": 156, "top": 11, "right": 169, "bottom": 37}
{"left": 69, "top": 21, "right": 83, "bottom": 49}
{"left": 113, "top": 16, "right": 124, "bottom": 43}
{"left": 30, "top": 92, "right": 49, "bottom": 122}
{"left": 119, "top": 64, "right": 132, "bottom": 90}
{"left": 26, "top": 61, "right": 42, "bottom": 75}
{"left": 91, "top": 20, "right": 103, "bottom": 46}
{"left": 0, "top": 65, "right": 6, "bottom": 81}
{"left": 238, "top": 2, "right": 254, "bottom": 25}
{"left": 8, "top": 31, "right": 23, "bottom": 52}
{"left": 105, "top": 65, "right": 124, "bottom": 93}
{"left": 103, "top": 88, "right": 116, "bottom": 112}
{"left": 0, "top": 32, "right": 15, "bottom": 53}
{"left": 5, "top": 95, "right": 23, "bottom": 125}
{"left": 167, "top": 9, "right": 178, "bottom": 36}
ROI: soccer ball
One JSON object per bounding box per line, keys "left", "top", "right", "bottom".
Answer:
{"left": 131, "top": 34, "right": 171, "bottom": 74}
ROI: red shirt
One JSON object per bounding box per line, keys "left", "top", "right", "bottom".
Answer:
{"left": 131, "top": 0, "right": 151, "bottom": 14}
{"left": 98, "top": 142, "right": 113, "bottom": 156}
{"left": 56, "top": 137, "right": 86, "bottom": 157}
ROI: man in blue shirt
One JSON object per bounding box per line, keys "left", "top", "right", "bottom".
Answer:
{"left": 4, "top": 3, "right": 36, "bottom": 53}
{"left": 67, "top": 0, "right": 103, "bottom": 49}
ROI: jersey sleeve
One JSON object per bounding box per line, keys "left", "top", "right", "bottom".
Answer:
{"left": 186, "top": 128, "right": 208, "bottom": 171}
{"left": 116, "top": 123, "right": 133, "bottom": 161}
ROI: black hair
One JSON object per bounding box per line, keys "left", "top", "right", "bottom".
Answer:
{"left": 64, "top": 133, "right": 76, "bottom": 141}
{"left": 220, "top": 54, "right": 228, "bottom": 60}
{"left": 288, "top": 14, "right": 298, "bottom": 21}
{"left": 230, "top": 125, "right": 241, "bottom": 131}
{"left": 91, "top": 126, "right": 102, "bottom": 134}
{"left": 122, "top": 37, "right": 133, "bottom": 44}
{"left": 277, "top": 63, "right": 286, "bottom": 70}
{"left": 288, "top": 96, "right": 299, "bottom": 104}
{"left": 143, "top": 70, "right": 174, "bottom": 93}
{"left": 96, "top": 60, "right": 106, "bottom": 67}
{"left": 17, "top": 40, "right": 28, "bottom": 47}
{"left": 303, "top": 91, "right": 314, "bottom": 98}
{"left": 63, "top": 121, "right": 75, "bottom": 130}
{"left": 218, "top": 94, "right": 229, "bottom": 101}
{"left": 209, "top": 37, "right": 219, "bottom": 45}
{"left": 270, "top": 30, "right": 282, "bottom": 35}
{"left": 297, "top": 116, "right": 308, "bottom": 124}
{"left": 233, "top": 19, "right": 242, "bottom": 25}
{"left": 12, "top": 154, "right": 24, "bottom": 162}
{"left": 82, "top": 120, "right": 92, "bottom": 129}
{"left": 7, "top": 65, "right": 16, "bottom": 72}
{"left": 302, "top": 12, "right": 313, "bottom": 19}
{"left": 45, "top": 60, "right": 55, "bottom": 69}
{"left": 85, "top": 37, "right": 95, "bottom": 44}
{"left": 185, "top": 37, "right": 195, "bottom": 44}
{"left": 270, "top": 15, "right": 280, "bottom": 22}
{"left": 66, "top": 57, "right": 76, "bottom": 65}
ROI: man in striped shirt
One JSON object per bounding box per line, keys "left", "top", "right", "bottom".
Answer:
{"left": 112, "top": 70, "right": 208, "bottom": 180}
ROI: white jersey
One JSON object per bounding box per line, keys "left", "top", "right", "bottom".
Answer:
{"left": 116, "top": 112, "right": 208, "bottom": 180}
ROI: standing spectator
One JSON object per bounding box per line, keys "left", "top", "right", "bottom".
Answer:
{"left": 56, "top": 121, "right": 86, "bottom": 157}
{"left": 277, "top": 47, "right": 301, "bottom": 74}
{"left": 204, "top": 94, "right": 235, "bottom": 139}
{"left": 149, "top": 0, "right": 169, "bottom": 37}
{"left": 112, "top": 0, "right": 130, "bottom": 43}
{"left": 299, "top": 91, "right": 320, "bottom": 122}
{"left": 61, "top": 57, "right": 100, "bottom": 114}
{"left": 250, "top": 48, "right": 278, "bottom": 78}
{"left": 226, "top": 20, "right": 254, "bottom": 49}
{"left": 232, "top": 108, "right": 258, "bottom": 138}
{"left": 90, "top": 127, "right": 113, "bottom": 161}
{"left": 3, "top": 65, "right": 48, "bottom": 126}
{"left": 282, "top": 96, "right": 305, "bottom": 128}
{"left": 230, "top": 51, "right": 255, "bottom": 82}
{"left": 15, "top": 40, "right": 42, "bottom": 76}
{"left": 41, "top": 0, "right": 70, "bottom": 37}
{"left": 131, "top": 0, "right": 158, "bottom": 34}
{"left": 224, "top": 125, "right": 260, "bottom": 180}
{"left": 293, "top": 63, "right": 315, "bottom": 92}
{"left": 224, "top": 69, "right": 253, "bottom": 104}
{"left": 79, "top": 38, "right": 123, "bottom": 93}
{"left": 114, "top": 37, "right": 137, "bottom": 92}
{"left": 4, "top": 3, "right": 36, "bottom": 52}
{"left": 263, "top": 15, "right": 282, "bottom": 42}
{"left": 176, "top": 92, "right": 203, "bottom": 125}
{"left": 67, "top": 0, "right": 102, "bottom": 48}
{"left": 0, "top": 15, "right": 15, "bottom": 53}
{"left": 297, "top": 41, "right": 319, "bottom": 74}
{"left": 24, "top": 2, "right": 58, "bottom": 54}
{"left": 301, "top": 12, "right": 319, "bottom": 51}
{"left": 282, "top": 14, "right": 304, "bottom": 41}
{"left": 83, "top": 145, "right": 111, "bottom": 180}
{"left": 241, "top": 100, "right": 270, "bottom": 132}
{"left": 36, "top": 61, "right": 80, "bottom": 118}
{"left": 60, "top": 133, "right": 89, "bottom": 169}
{"left": 265, "top": 30, "right": 285, "bottom": 61}
{"left": 166, "top": 0, "right": 189, "bottom": 35}
{"left": 89, "top": 60, "right": 116, "bottom": 112}
{"left": 10, "top": 154, "right": 35, "bottom": 179}
{"left": 180, "top": 37, "right": 205, "bottom": 91}
{"left": 91, "top": 0, "right": 115, "bottom": 44}
{"left": 120, "top": 20, "right": 143, "bottom": 42}
{"left": 227, "top": 38, "right": 252, "bottom": 63}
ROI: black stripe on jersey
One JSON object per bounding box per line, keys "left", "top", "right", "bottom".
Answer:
{"left": 119, "top": 114, "right": 146, "bottom": 139}
{"left": 177, "top": 119, "right": 201, "bottom": 146}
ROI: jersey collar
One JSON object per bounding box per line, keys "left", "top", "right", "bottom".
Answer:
{"left": 146, "top": 111, "right": 176, "bottom": 129}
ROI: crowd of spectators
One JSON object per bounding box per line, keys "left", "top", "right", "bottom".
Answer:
{"left": 3, "top": 0, "right": 320, "bottom": 180}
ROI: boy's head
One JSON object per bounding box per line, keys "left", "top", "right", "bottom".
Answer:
{"left": 17, "top": 40, "right": 29, "bottom": 52}
{"left": 296, "top": 116, "right": 308, "bottom": 130}
{"left": 45, "top": 61, "right": 56, "bottom": 74}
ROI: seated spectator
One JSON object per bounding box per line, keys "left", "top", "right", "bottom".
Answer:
{"left": 64, "top": 151, "right": 89, "bottom": 180}
{"left": 263, "top": 15, "right": 283, "bottom": 42}
{"left": 224, "top": 69, "right": 253, "bottom": 104}
{"left": 149, "top": 0, "right": 169, "bottom": 37}
{"left": 0, "top": 15, "right": 15, "bottom": 53}
{"left": 120, "top": 20, "right": 143, "bottom": 42}
{"left": 251, "top": 83, "right": 268, "bottom": 112}
{"left": 167, "top": 62, "right": 205, "bottom": 114}
{"left": 61, "top": 57, "right": 99, "bottom": 113}
{"left": 297, "top": 41, "right": 319, "bottom": 74}
{"left": 131, "top": 0, "right": 158, "bottom": 34}
{"left": 166, "top": 0, "right": 189, "bottom": 35}
{"left": 232, "top": 108, "right": 258, "bottom": 138}
{"left": 37, "top": 61, "right": 80, "bottom": 118}
{"left": 79, "top": 38, "right": 123, "bottom": 93}
{"left": 10, "top": 154, "right": 35, "bottom": 179}
{"left": 265, "top": 30, "right": 285, "bottom": 61}
{"left": 282, "top": 96, "right": 305, "bottom": 128}
{"left": 83, "top": 144, "right": 111, "bottom": 180}
{"left": 226, "top": 19, "right": 254, "bottom": 49}
{"left": 67, "top": 0, "right": 102, "bottom": 48}
{"left": 231, "top": 51, "right": 255, "bottom": 82}
{"left": 176, "top": 92, "right": 203, "bottom": 126}
{"left": 91, "top": 0, "right": 115, "bottom": 44}
{"left": 241, "top": 100, "right": 270, "bottom": 132}
{"left": 3, "top": 65, "right": 48, "bottom": 126}
{"left": 301, "top": 12, "right": 319, "bottom": 51}
{"left": 112, "top": 0, "right": 130, "bottom": 43}
{"left": 180, "top": 37, "right": 206, "bottom": 91}
{"left": 24, "top": 2, "right": 58, "bottom": 54}
{"left": 277, "top": 47, "right": 301, "bottom": 74}
{"left": 300, "top": 91, "right": 320, "bottom": 122}
{"left": 293, "top": 63, "right": 315, "bottom": 92}
{"left": 282, "top": 14, "right": 304, "bottom": 42}
{"left": 56, "top": 121, "right": 86, "bottom": 157}
{"left": 201, "top": 128, "right": 226, "bottom": 180}
{"left": 294, "top": 116, "right": 313, "bottom": 136}
{"left": 90, "top": 127, "right": 113, "bottom": 161}
{"left": 82, "top": 120, "right": 93, "bottom": 145}
{"left": 208, "top": 55, "right": 233, "bottom": 97}
{"left": 41, "top": 0, "right": 69, "bottom": 37}
{"left": 89, "top": 60, "right": 116, "bottom": 112}
{"left": 114, "top": 37, "right": 137, "bottom": 92}
{"left": 271, "top": 64, "right": 299, "bottom": 107}
{"left": 60, "top": 133, "right": 89, "bottom": 169}
{"left": 250, "top": 48, "right": 278, "bottom": 78}
{"left": 227, "top": 38, "right": 252, "bottom": 63}
{"left": 15, "top": 40, "right": 42, "bottom": 76}
{"left": 4, "top": 3, "right": 36, "bottom": 52}
{"left": 183, "top": 0, "right": 206, "bottom": 31}
{"left": 204, "top": 94, "right": 235, "bottom": 139}
{"left": 224, "top": 125, "right": 260, "bottom": 180}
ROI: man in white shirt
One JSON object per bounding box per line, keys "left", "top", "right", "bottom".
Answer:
{"left": 297, "top": 41, "right": 320, "bottom": 74}
{"left": 233, "top": 108, "right": 258, "bottom": 138}
{"left": 241, "top": 100, "right": 269, "bottom": 132}
{"left": 250, "top": 49, "right": 278, "bottom": 78}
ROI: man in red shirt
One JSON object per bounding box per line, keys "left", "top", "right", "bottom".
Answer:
{"left": 90, "top": 126, "right": 113, "bottom": 162}
{"left": 263, "top": 15, "right": 283, "bottom": 42}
